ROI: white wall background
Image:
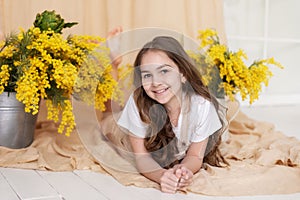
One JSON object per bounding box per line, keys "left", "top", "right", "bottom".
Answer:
{"left": 223, "top": 0, "right": 300, "bottom": 106}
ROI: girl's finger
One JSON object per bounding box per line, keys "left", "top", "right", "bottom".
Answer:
{"left": 161, "top": 170, "right": 179, "bottom": 185}
{"left": 175, "top": 168, "right": 182, "bottom": 179}
{"left": 160, "top": 184, "right": 177, "bottom": 194}
{"left": 160, "top": 176, "right": 179, "bottom": 193}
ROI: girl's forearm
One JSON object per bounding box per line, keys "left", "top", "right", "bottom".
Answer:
{"left": 135, "top": 154, "right": 166, "bottom": 183}
{"left": 179, "top": 139, "right": 208, "bottom": 174}
{"left": 180, "top": 155, "right": 203, "bottom": 174}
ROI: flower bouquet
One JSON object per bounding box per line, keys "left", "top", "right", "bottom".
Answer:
{"left": 0, "top": 10, "right": 120, "bottom": 136}
{"left": 189, "top": 29, "right": 284, "bottom": 104}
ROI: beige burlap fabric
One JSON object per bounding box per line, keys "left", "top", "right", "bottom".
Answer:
{"left": 0, "top": 101, "right": 299, "bottom": 196}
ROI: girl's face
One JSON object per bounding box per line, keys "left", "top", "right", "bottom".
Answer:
{"left": 140, "top": 50, "right": 186, "bottom": 106}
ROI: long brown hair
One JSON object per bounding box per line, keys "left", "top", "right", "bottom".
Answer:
{"left": 133, "top": 36, "right": 228, "bottom": 168}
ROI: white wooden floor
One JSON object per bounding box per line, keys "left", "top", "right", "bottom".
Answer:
{"left": 1, "top": 104, "right": 300, "bottom": 200}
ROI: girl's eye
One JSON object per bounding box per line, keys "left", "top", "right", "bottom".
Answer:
{"left": 142, "top": 73, "right": 152, "bottom": 79}
{"left": 160, "top": 69, "right": 169, "bottom": 74}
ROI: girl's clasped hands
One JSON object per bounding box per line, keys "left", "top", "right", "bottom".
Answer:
{"left": 160, "top": 165, "right": 193, "bottom": 193}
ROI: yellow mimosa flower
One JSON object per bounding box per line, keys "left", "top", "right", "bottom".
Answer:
{"left": 190, "top": 28, "right": 284, "bottom": 104}
{"left": 0, "top": 10, "right": 122, "bottom": 136}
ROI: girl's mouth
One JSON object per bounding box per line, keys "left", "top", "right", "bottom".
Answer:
{"left": 153, "top": 87, "right": 169, "bottom": 94}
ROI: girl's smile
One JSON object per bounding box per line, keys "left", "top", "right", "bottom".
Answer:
{"left": 140, "top": 50, "right": 185, "bottom": 106}
{"left": 152, "top": 87, "right": 170, "bottom": 94}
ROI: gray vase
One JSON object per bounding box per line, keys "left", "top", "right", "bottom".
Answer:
{"left": 0, "top": 92, "right": 38, "bottom": 149}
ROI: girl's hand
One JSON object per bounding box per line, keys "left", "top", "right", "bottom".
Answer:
{"left": 159, "top": 168, "right": 180, "bottom": 193}
{"left": 175, "top": 166, "right": 193, "bottom": 189}
{"left": 174, "top": 165, "right": 193, "bottom": 189}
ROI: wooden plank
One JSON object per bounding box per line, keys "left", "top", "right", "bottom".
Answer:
{"left": 0, "top": 168, "right": 60, "bottom": 199}
{"left": 0, "top": 170, "right": 19, "bottom": 200}
{"left": 37, "top": 170, "right": 108, "bottom": 200}
{"left": 1, "top": 168, "right": 300, "bottom": 200}
{"left": 74, "top": 170, "right": 161, "bottom": 200}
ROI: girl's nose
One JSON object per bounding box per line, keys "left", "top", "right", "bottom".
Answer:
{"left": 151, "top": 74, "right": 162, "bottom": 86}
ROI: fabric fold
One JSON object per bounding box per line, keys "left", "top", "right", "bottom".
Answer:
{"left": 0, "top": 107, "right": 299, "bottom": 196}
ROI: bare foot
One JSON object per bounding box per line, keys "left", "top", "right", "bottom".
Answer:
{"left": 107, "top": 26, "right": 123, "bottom": 68}
{"left": 104, "top": 27, "right": 123, "bottom": 113}
{"left": 107, "top": 26, "right": 123, "bottom": 39}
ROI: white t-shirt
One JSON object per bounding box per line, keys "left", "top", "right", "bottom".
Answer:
{"left": 117, "top": 94, "right": 222, "bottom": 145}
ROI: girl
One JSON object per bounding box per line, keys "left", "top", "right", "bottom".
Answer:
{"left": 103, "top": 35, "right": 227, "bottom": 193}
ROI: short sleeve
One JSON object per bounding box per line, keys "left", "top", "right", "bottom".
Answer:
{"left": 117, "top": 94, "right": 148, "bottom": 138}
{"left": 190, "top": 97, "right": 222, "bottom": 142}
